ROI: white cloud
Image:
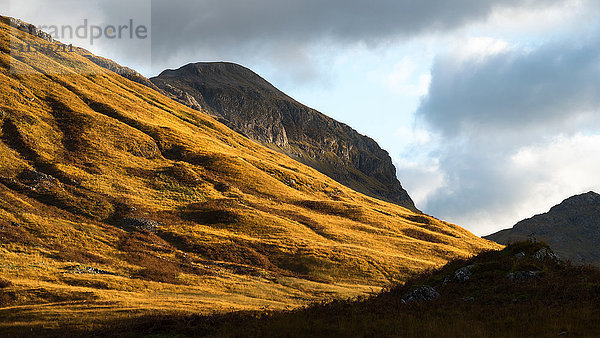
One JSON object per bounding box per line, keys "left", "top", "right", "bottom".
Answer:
{"left": 383, "top": 57, "right": 432, "bottom": 96}
{"left": 413, "top": 27, "right": 600, "bottom": 234}
{"left": 394, "top": 125, "right": 434, "bottom": 146}
{"left": 392, "top": 125, "right": 444, "bottom": 208}
{"left": 482, "top": 0, "right": 588, "bottom": 35}
{"left": 511, "top": 133, "right": 600, "bottom": 195}
{"left": 396, "top": 158, "right": 445, "bottom": 208}
{"left": 451, "top": 37, "right": 512, "bottom": 63}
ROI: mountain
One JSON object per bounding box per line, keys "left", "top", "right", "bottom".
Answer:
{"left": 485, "top": 191, "right": 600, "bottom": 265}
{"left": 150, "top": 62, "right": 417, "bottom": 211}
{"left": 28, "top": 241, "right": 600, "bottom": 337}
{"left": 0, "top": 15, "right": 499, "bottom": 331}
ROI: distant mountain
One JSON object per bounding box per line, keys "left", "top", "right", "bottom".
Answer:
{"left": 150, "top": 62, "right": 417, "bottom": 211}
{"left": 485, "top": 191, "right": 600, "bottom": 265}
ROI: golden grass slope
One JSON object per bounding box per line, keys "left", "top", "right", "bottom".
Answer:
{"left": 0, "top": 16, "right": 501, "bottom": 331}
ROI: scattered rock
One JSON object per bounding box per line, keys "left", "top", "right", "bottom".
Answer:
{"left": 534, "top": 247, "right": 558, "bottom": 262}
{"left": 119, "top": 218, "right": 162, "bottom": 233}
{"left": 68, "top": 265, "right": 116, "bottom": 275}
{"left": 461, "top": 296, "right": 475, "bottom": 302}
{"left": 402, "top": 286, "right": 440, "bottom": 304}
{"left": 507, "top": 270, "right": 542, "bottom": 281}
{"left": 18, "top": 169, "right": 55, "bottom": 183}
{"left": 454, "top": 265, "right": 474, "bottom": 282}
{"left": 514, "top": 252, "right": 526, "bottom": 259}
{"left": 444, "top": 264, "right": 475, "bottom": 285}
{"left": 16, "top": 169, "right": 59, "bottom": 191}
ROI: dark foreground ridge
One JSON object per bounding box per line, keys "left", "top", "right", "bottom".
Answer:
{"left": 25, "top": 242, "right": 600, "bottom": 337}
{"left": 151, "top": 62, "right": 417, "bottom": 211}
{"left": 486, "top": 191, "right": 600, "bottom": 265}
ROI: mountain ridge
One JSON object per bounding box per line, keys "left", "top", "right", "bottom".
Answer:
{"left": 150, "top": 62, "right": 418, "bottom": 211}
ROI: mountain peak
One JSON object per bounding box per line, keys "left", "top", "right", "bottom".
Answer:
{"left": 151, "top": 61, "right": 418, "bottom": 211}
{"left": 550, "top": 191, "right": 600, "bottom": 212}
{"left": 161, "top": 62, "right": 255, "bottom": 76}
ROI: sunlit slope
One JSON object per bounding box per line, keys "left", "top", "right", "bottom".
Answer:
{"left": 0, "top": 16, "right": 500, "bottom": 326}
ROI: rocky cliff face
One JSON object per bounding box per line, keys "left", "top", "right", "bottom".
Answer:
{"left": 485, "top": 191, "right": 600, "bottom": 265}
{"left": 151, "top": 62, "right": 417, "bottom": 211}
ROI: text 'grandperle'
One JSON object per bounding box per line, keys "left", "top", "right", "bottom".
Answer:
{"left": 38, "top": 19, "right": 148, "bottom": 45}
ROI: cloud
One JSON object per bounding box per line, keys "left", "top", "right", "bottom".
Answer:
{"left": 147, "top": 0, "right": 567, "bottom": 77}
{"left": 426, "top": 133, "right": 600, "bottom": 236}
{"left": 412, "top": 33, "right": 600, "bottom": 235}
{"left": 395, "top": 157, "right": 444, "bottom": 207}
{"left": 6, "top": 0, "right": 574, "bottom": 80}
{"left": 418, "top": 36, "right": 600, "bottom": 138}
{"left": 383, "top": 57, "right": 432, "bottom": 97}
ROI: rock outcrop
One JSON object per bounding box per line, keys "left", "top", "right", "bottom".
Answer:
{"left": 83, "top": 54, "right": 163, "bottom": 91}
{"left": 7, "top": 18, "right": 53, "bottom": 42}
{"left": 485, "top": 191, "right": 600, "bottom": 265}
{"left": 401, "top": 286, "right": 440, "bottom": 303}
{"left": 151, "top": 62, "right": 417, "bottom": 211}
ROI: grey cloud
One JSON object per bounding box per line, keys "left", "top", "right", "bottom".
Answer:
{"left": 421, "top": 140, "right": 529, "bottom": 234}
{"left": 146, "top": 0, "right": 565, "bottom": 76}
{"left": 418, "top": 38, "right": 600, "bottom": 137}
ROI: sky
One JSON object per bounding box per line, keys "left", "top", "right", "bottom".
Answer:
{"left": 4, "top": 0, "right": 600, "bottom": 236}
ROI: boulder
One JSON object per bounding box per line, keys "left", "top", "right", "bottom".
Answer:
{"left": 119, "top": 218, "right": 162, "bottom": 233}
{"left": 402, "top": 286, "right": 440, "bottom": 304}
{"left": 507, "top": 270, "right": 542, "bottom": 281}
{"left": 533, "top": 247, "right": 558, "bottom": 262}
{"left": 454, "top": 265, "right": 474, "bottom": 282}
{"left": 69, "top": 265, "right": 116, "bottom": 275}
{"left": 18, "top": 169, "right": 55, "bottom": 183}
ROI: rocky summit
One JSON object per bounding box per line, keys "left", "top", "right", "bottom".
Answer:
{"left": 485, "top": 191, "right": 600, "bottom": 265}
{"left": 150, "top": 62, "right": 417, "bottom": 211}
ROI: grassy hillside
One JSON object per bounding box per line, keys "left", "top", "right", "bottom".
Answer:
{"left": 0, "top": 16, "right": 499, "bottom": 332}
